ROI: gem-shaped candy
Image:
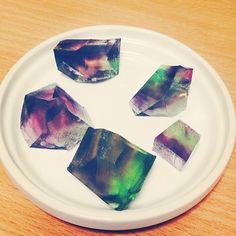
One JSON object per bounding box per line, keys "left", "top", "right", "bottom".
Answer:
{"left": 153, "top": 120, "right": 200, "bottom": 171}
{"left": 20, "top": 84, "right": 91, "bottom": 150}
{"left": 130, "top": 65, "right": 193, "bottom": 116}
{"left": 54, "top": 39, "right": 121, "bottom": 83}
{"left": 67, "top": 127, "right": 156, "bottom": 210}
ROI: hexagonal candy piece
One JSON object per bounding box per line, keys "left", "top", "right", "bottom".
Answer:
{"left": 153, "top": 120, "right": 200, "bottom": 171}
{"left": 54, "top": 39, "right": 121, "bottom": 83}
{"left": 20, "top": 84, "right": 91, "bottom": 150}
{"left": 130, "top": 65, "right": 193, "bottom": 116}
{"left": 67, "top": 127, "right": 156, "bottom": 210}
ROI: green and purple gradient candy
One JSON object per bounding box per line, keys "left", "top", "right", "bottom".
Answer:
{"left": 67, "top": 127, "right": 156, "bottom": 210}
{"left": 153, "top": 120, "right": 200, "bottom": 171}
{"left": 130, "top": 65, "right": 193, "bottom": 116}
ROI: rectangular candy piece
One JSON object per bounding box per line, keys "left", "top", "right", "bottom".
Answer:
{"left": 153, "top": 120, "right": 200, "bottom": 171}
{"left": 130, "top": 65, "right": 193, "bottom": 116}
{"left": 20, "top": 84, "right": 92, "bottom": 150}
{"left": 67, "top": 127, "right": 156, "bottom": 210}
{"left": 54, "top": 39, "right": 121, "bottom": 83}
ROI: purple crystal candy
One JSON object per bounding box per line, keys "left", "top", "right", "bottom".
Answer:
{"left": 20, "top": 84, "right": 91, "bottom": 150}
{"left": 54, "top": 39, "right": 121, "bottom": 83}
{"left": 153, "top": 120, "right": 200, "bottom": 170}
{"left": 130, "top": 65, "right": 193, "bottom": 116}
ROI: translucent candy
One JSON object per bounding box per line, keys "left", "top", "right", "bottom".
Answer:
{"left": 54, "top": 39, "right": 121, "bottom": 83}
{"left": 20, "top": 84, "right": 91, "bottom": 150}
{"left": 153, "top": 120, "right": 200, "bottom": 170}
{"left": 130, "top": 65, "right": 193, "bottom": 116}
{"left": 68, "top": 127, "right": 156, "bottom": 210}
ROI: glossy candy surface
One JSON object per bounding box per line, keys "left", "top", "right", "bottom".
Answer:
{"left": 54, "top": 39, "right": 121, "bottom": 83}
{"left": 130, "top": 65, "right": 193, "bottom": 116}
{"left": 20, "top": 84, "right": 91, "bottom": 150}
{"left": 153, "top": 120, "right": 200, "bottom": 170}
{"left": 68, "top": 127, "right": 156, "bottom": 210}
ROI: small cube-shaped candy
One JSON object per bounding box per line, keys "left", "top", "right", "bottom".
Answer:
{"left": 153, "top": 120, "right": 200, "bottom": 170}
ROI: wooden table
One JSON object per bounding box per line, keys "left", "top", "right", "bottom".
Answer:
{"left": 0, "top": 1, "right": 235, "bottom": 235}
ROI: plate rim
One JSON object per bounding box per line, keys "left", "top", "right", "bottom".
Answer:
{"left": 0, "top": 25, "right": 235, "bottom": 230}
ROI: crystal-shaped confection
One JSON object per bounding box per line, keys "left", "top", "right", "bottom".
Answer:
{"left": 67, "top": 127, "right": 156, "bottom": 210}
{"left": 153, "top": 120, "right": 200, "bottom": 171}
{"left": 130, "top": 65, "right": 193, "bottom": 116}
{"left": 20, "top": 84, "right": 91, "bottom": 150}
{"left": 54, "top": 38, "right": 121, "bottom": 83}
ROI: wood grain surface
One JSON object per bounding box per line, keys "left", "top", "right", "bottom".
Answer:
{"left": 0, "top": 0, "right": 235, "bottom": 235}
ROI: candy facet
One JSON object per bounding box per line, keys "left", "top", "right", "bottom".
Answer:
{"left": 130, "top": 65, "right": 193, "bottom": 116}
{"left": 20, "top": 84, "right": 91, "bottom": 150}
{"left": 153, "top": 120, "right": 200, "bottom": 171}
{"left": 54, "top": 39, "right": 121, "bottom": 83}
{"left": 67, "top": 127, "right": 156, "bottom": 210}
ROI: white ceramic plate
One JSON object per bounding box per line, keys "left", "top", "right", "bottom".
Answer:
{"left": 0, "top": 25, "right": 235, "bottom": 230}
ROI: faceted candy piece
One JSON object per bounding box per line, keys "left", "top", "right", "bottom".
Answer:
{"left": 130, "top": 65, "right": 193, "bottom": 116}
{"left": 20, "top": 84, "right": 91, "bottom": 150}
{"left": 67, "top": 127, "right": 156, "bottom": 210}
{"left": 153, "top": 120, "right": 200, "bottom": 171}
{"left": 54, "top": 38, "right": 121, "bottom": 83}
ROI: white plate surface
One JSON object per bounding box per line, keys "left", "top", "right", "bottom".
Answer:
{"left": 0, "top": 25, "right": 235, "bottom": 230}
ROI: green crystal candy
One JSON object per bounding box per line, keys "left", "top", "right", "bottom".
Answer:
{"left": 67, "top": 127, "right": 156, "bottom": 210}
{"left": 130, "top": 65, "right": 193, "bottom": 116}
